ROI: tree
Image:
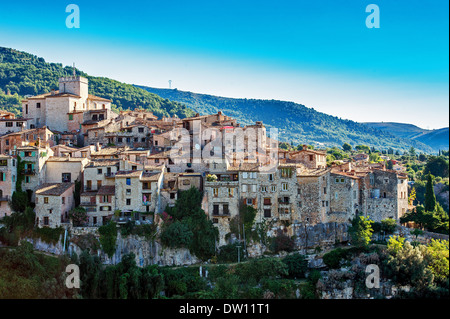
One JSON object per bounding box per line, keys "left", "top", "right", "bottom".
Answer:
{"left": 424, "top": 174, "right": 436, "bottom": 212}
{"left": 282, "top": 253, "right": 308, "bottom": 279}
{"left": 69, "top": 207, "right": 88, "bottom": 227}
{"left": 424, "top": 157, "right": 449, "bottom": 178}
{"left": 386, "top": 159, "right": 394, "bottom": 170}
{"left": 342, "top": 143, "right": 352, "bottom": 152}
{"left": 348, "top": 216, "right": 374, "bottom": 247}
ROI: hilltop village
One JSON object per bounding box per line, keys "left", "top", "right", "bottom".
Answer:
{"left": 0, "top": 76, "right": 409, "bottom": 247}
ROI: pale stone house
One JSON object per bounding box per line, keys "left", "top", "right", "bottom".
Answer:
{"left": 35, "top": 182, "right": 75, "bottom": 228}
{"left": 22, "top": 76, "right": 112, "bottom": 132}
{"left": 0, "top": 155, "right": 17, "bottom": 217}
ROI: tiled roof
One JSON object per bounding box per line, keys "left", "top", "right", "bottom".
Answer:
{"left": 36, "top": 183, "right": 74, "bottom": 196}
{"left": 97, "top": 185, "right": 115, "bottom": 195}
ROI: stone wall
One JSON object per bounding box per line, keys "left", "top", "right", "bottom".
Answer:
{"left": 293, "top": 222, "right": 349, "bottom": 250}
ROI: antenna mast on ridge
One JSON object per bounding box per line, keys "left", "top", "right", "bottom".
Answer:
{"left": 169, "top": 80, "right": 172, "bottom": 89}
{"left": 73, "top": 63, "right": 76, "bottom": 76}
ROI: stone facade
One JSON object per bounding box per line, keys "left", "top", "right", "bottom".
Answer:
{"left": 35, "top": 182, "right": 75, "bottom": 228}
{"left": 0, "top": 155, "right": 17, "bottom": 217}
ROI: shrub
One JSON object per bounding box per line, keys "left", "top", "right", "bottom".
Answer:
{"left": 271, "top": 231, "right": 295, "bottom": 253}
{"left": 282, "top": 253, "right": 308, "bottom": 279}
{"left": 217, "top": 243, "right": 245, "bottom": 263}
{"left": 323, "top": 248, "right": 348, "bottom": 269}
{"left": 160, "top": 220, "right": 193, "bottom": 248}
{"left": 98, "top": 222, "right": 118, "bottom": 258}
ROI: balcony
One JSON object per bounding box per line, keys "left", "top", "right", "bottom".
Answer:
{"left": 104, "top": 172, "right": 116, "bottom": 178}
{"left": 22, "top": 169, "right": 36, "bottom": 175}
{"left": 0, "top": 195, "right": 9, "bottom": 201}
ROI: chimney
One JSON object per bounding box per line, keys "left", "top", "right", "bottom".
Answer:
{"left": 51, "top": 89, "right": 56, "bottom": 96}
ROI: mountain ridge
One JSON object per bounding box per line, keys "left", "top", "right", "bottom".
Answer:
{"left": 135, "top": 86, "right": 438, "bottom": 154}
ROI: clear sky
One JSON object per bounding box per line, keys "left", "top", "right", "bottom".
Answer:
{"left": 0, "top": 0, "right": 448, "bottom": 129}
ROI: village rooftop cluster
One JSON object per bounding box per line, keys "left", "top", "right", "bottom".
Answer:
{"left": 0, "top": 76, "right": 409, "bottom": 244}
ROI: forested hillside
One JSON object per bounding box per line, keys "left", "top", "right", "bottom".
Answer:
{"left": 0, "top": 47, "right": 194, "bottom": 118}
{"left": 137, "top": 86, "right": 436, "bottom": 154}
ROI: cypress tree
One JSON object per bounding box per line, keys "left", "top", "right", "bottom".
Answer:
{"left": 424, "top": 173, "right": 436, "bottom": 212}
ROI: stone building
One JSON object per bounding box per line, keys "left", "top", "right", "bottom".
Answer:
{"left": 329, "top": 172, "right": 360, "bottom": 223}
{"left": 0, "top": 155, "right": 17, "bottom": 217}
{"left": 22, "top": 76, "right": 112, "bottom": 132}
{"left": 44, "top": 157, "right": 89, "bottom": 184}
{"left": 296, "top": 167, "right": 330, "bottom": 226}
{"left": 0, "top": 111, "right": 28, "bottom": 136}
{"left": 16, "top": 145, "right": 53, "bottom": 201}
{"left": 35, "top": 182, "right": 75, "bottom": 228}
{"left": 0, "top": 127, "right": 55, "bottom": 155}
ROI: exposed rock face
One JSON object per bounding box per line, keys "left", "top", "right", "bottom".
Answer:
{"left": 294, "top": 222, "right": 349, "bottom": 250}
{"left": 26, "top": 232, "right": 200, "bottom": 267}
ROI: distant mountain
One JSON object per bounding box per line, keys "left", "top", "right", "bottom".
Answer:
{"left": 364, "top": 122, "right": 449, "bottom": 152}
{"left": 136, "top": 86, "right": 436, "bottom": 154}
{"left": 0, "top": 47, "right": 194, "bottom": 119}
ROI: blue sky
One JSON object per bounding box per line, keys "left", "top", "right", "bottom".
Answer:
{"left": 0, "top": 0, "right": 448, "bottom": 129}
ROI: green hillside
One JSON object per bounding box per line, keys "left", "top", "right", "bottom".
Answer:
{"left": 136, "top": 86, "right": 436, "bottom": 154}
{"left": 365, "top": 122, "right": 449, "bottom": 151}
{"left": 0, "top": 47, "right": 194, "bottom": 118}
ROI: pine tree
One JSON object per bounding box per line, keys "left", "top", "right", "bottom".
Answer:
{"left": 424, "top": 173, "right": 436, "bottom": 212}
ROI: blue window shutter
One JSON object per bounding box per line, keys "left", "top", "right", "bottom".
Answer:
{"left": 31, "top": 152, "right": 35, "bottom": 157}
{"left": 20, "top": 152, "right": 25, "bottom": 157}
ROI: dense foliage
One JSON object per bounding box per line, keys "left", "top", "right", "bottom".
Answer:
{"left": 0, "top": 241, "right": 78, "bottom": 298}
{"left": 0, "top": 47, "right": 194, "bottom": 118}
{"left": 161, "top": 187, "right": 218, "bottom": 261}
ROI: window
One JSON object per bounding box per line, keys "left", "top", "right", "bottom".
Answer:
{"left": 126, "top": 178, "right": 131, "bottom": 185}
{"left": 68, "top": 114, "right": 73, "bottom": 121}
{"left": 213, "top": 188, "right": 218, "bottom": 197}
{"left": 323, "top": 187, "right": 327, "bottom": 194}
{"left": 223, "top": 204, "right": 229, "bottom": 215}
{"left": 263, "top": 198, "right": 271, "bottom": 206}
{"left": 97, "top": 168, "right": 102, "bottom": 175}
{"left": 228, "top": 188, "right": 234, "bottom": 197}
{"left": 43, "top": 217, "right": 49, "bottom": 226}
{"left": 44, "top": 197, "right": 49, "bottom": 204}
{"left": 268, "top": 174, "right": 273, "bottom": 181}
{"left": 126, "top": 189, "right": 131, "bottom": 195}
{"left": 271, "top": 185, "right": 276, "bottom": 192}
{"left": 138, "top": 127, "right": 144, "bottom": 133}
{"left": 62, "top": 173, "right": 71, "bottom": 183}
{"left": 246, "top": 198, "right": 253, "bottom": 206}
{"left": 335, "top": 192, "right": 338, "bottom": 200}
{"left": 298, "top": 201, "right": 302, "bottom": 208}
{"left": 242, "top": 184, "right": 248, "bottom": 192}
{"left": 5, "top": 122, "right": 13, "bottom": 127}
{"left": 126, "top": 198, "right": 131, "bottom": 205}
{"left": 264, "top": 209, "right": 271, "bottom": 218}
{"left": 36, "top": 103, "right": 41, "bottom": 108}
{"left": 0, "top": 160, "right": 6, "bottom": 166}
{"left": 309, "top": 155, "right": 313, "bottom": 161}
{"left": 62, "top": 197, "right": 65, "bottom": 205}
{"left": 261, "top": 186, "right": 267, "bottom": 192}
{"left": 213, "top": 205, "right": 219, "bottom": 215}
{"left": 118, "top": 137, "right": 123, "bottom": 143}
{"left": 25, "top": 176, "right": 30, "bottom": 183}
{"left": 170, "top": 193, "right": 176, "bottom": 199}
{"left": 93, "top": 217, "right": 97, "bottom": 225}
{"left": 251, "top": 185, "right": 257, "bottom": 192}
{"left": 25, "top": 104, "right": 28, "bottom": 114}
{"left": 282, "top": 183, "right": 288, "bottom": 191}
